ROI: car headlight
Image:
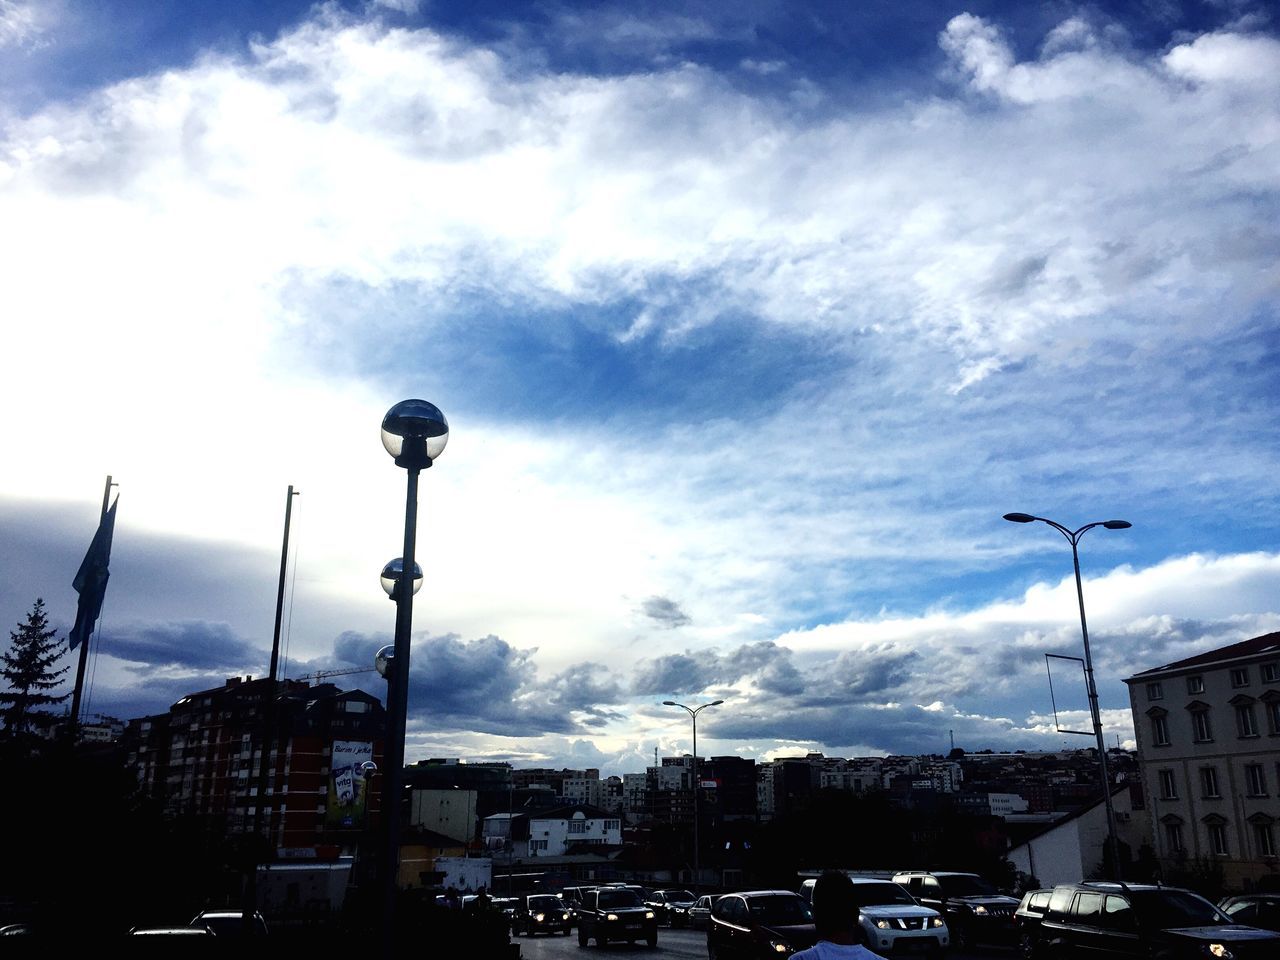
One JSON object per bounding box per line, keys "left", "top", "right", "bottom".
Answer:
{"left": 931, "top": 917, "right": 945, "bottom": 928}
{"left": 876, "top": 920, "right": 891, "bottom": 929}
{"left": 972, "top": 905, "right": 988, "bottom": 915}
{"left": 606, "top": 913, "right": 619, "bottom": 921}
{"left": 1207, "top": 946, "right": 1234, "bottom": 959}
{"left": 767, "top": 939, "right": 791, "bottom": 954}
{"left": 645, "top": 911, "right": 655, "bottom": 919}
{"left": 562, "top": 913, "right": 570, "bottom": 920}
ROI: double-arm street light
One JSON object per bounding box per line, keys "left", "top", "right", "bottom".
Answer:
{"left": 1004, "top": 512, "right": 1131, "bottom": 879}
{"left": 379, "top": 399, "right": 449, "bottom": 938}
{"left": 662, "top": 699, "right": 723, "bottom": 891}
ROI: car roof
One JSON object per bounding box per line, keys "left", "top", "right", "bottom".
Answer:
{"left": 729, "top": 890, "right": 803, "bottom": 898}
{"left": 848, "top": 877, "right": 903, "bottom": 885}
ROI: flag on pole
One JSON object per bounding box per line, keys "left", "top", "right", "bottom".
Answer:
{"left": 69, "top": 498, "right": 117, "bottom": 651}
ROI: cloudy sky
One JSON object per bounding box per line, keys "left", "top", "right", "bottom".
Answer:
{"left": 2, "top": 0, "right": 1278, "bottom": 776}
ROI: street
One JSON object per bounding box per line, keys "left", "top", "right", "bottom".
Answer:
{"left": 511, "top": 926, "right": 1014, "bottom": 959}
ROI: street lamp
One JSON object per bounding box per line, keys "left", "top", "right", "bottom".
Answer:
{"left": 380, "top": 558, "right": 423, "bottom": 601}
{"left": 379, "top": 399, "right": 448, "bottom": 938}
{"left": 1004, "top": 512, "right": 1131, "bottom": 879}
{"left": 662, "top": 699, "right": 723, "bottom": 891}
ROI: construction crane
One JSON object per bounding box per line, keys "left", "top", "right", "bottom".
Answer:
{"left": 291, "top": 666, "right": 377, "bottom": 682}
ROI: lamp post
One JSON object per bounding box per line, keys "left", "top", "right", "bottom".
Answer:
{"left": 1004, "top": 512, "right": 1131, "bottom": 879}
{"left": 379, "top": 399, "right": 448, "bottom": 939}
{"left": 662, "top": 699, "right": 723, "bottom": 891}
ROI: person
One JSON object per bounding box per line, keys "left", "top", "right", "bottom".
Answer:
{"left": 790, "top": 871, "right": 887, "bottom": 960}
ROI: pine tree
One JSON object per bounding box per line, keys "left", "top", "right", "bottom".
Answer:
{"left": 1, "top": 598, "right": 70, "bottom": 736}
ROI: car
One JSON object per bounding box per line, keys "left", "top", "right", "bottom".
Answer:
{"left": 189, "top": 909, "right": 269, "bottom": 936}
{"left": 512, "top": 893, "right": 572, "bottom": 936}
{"left": 689, "top": 894, "right": 722, "bottom": 930}
{"left": 844, "top": 877, "right": 950, "bottom": 956}
{"left": 575, "top": 885, "right": 658, "bottom": 948}
{"left": 892, "top": 870, "right": 1018, "bottom": 949}
{"left": 1013, "top": 889, "right": 1054, "bottom": 959}
{"left": 646, "top": 888, "right": 697, "bottom": 927}
{"left": 1033, "top": 881, "right": 1280, "bottom": 959}
{"left": 707, "top": 890, "right": 817, "bottom": 959}
{"left": 560, "top": 886, "right": 596, "bottom": 926}
{"left": 1219, "top": 893, "right": 1280, "bottom": 932}
{"left": 131, "top": 927, "right": 215, "bottom": 937}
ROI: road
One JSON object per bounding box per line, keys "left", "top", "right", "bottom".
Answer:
{"left": 512, "top": 925, "right": 1015, "bottom": 959}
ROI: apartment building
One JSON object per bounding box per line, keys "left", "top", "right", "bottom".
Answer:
{"left": 1125, "top": 632, "right": 1280, "bottom": 888}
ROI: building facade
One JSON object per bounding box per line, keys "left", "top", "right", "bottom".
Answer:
{"left": 1126, "top": 633, "right": 1280, "bottom": 889}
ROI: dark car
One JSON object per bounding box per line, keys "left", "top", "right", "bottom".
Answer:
{"left": 575, "top": 886, "right": 658, "bottom": 948}
{"left": 1033, "top": 882, "right": 1280, "bottom": 959}
{"left": 892, "top": 871, "right": 1019, "bottom": 949}
{"left": 690, "top": 894, "right": 722, "bottom": 930}
{"left": 190, "top": 910, "right": 269, "bottom": 936}
{"left": 1014, "top": 889, "right": 1054, "bottom": 959}
{"left": 1220, "top": 894, "right": 1280, "bottom": 932}
{"left": 646, "top": 888, "right": 697, "bottom": 927}
{"left": 707, "top": 890, "right": 817, "bottom": 959}
{"left": 512, "top": 894, "right": 571, "bottom": 936}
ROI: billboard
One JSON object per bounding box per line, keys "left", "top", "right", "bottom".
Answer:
{"left": 326, "top": 740, "right": 374, "bottom": 829}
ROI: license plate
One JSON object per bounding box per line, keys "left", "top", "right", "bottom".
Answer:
{"left": 626, "top": 924, "right": 641, "bottom": 930}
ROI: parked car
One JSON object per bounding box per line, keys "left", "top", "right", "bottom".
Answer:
{"left": 689, "top": 894, "right": 722, "bottom": 930}
{"left": 707, "top": 890, "right": 817, "bottom": 959}
{"left": 1220, "top": 893, "right": 1280, "bottom": 932}
{"left": 646, "top": 888, "right": 697, "bottom": 927}
{"left": 1033, "top": 882, "right": 1280, "bottom": 958}
{"left": 575, "top": 886, "right": 657, "bottom": 948}
{"left": 512, "top": 894, "right": 571, "bottom": 936}
{"left": 892, "top": 870, "right": 1018, "bottom": 949}
{"left": 1013, "top": 889, "right": 1054, "bottom": 959}
{"left": 560, "top": 886, "right": 596, "bottom": 926}
{"left": 190, "top": 910, "right": 269, "bottom": 936}
{"left": 800, "top": 876, "right": 948, "bottom": 955}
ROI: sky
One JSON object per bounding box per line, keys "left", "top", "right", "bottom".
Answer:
{"left": 2, "top": 0, "right": 1278, "bottom": 777}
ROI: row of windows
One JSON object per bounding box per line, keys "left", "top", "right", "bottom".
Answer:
{"left": 1163, "top": 820, "right": 1276, "bottom": 858}
{"left": 1158, "top": 762, "right": 1271, "bottom": 800}
{"left": 1147, "top": 663, "right": 1280, "bottom": 701}
{"left": 1149, "top": 701, "right": 1280, "bottom": 746}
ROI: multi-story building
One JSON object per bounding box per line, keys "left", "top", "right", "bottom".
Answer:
{"left": 526, "top": 804, "right": 622, "bottom": 857}
{"left": 700, "top": 756, "right": 757, "bottom": 822}
{"left": 623, "top": 772, "right": 649, "bottom": 823}
{"left": 564, "top": 776, "right": 604, "bottom": 807}
{"left": 122, "top": 675, "right": 386, "bottom": 852}
{"left": 1125, "top": 632, "right": 1280, "bottom": 888}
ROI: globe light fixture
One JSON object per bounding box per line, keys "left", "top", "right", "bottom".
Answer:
{"left": 380, "top": 558, "right": 423, "bottom": 599}
{"left": 374, "top": 645, "right": 395, "bottom": 679}
{"left": 381, "top": 399, "right": 449, "bottom": 469}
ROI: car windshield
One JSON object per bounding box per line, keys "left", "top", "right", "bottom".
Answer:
{"left": 528, "top": 897, "right": 560, "bottom": 910}
{"left": 666, "top": 890, "right": 695, "bottom": 901}
{"left": 854, "top": 883, "right": 917, "bottom": 907}
{"left": 1131, "top": 891, "right": 1228, "bottom": 928}
{"left": 749, "top": 896, "right": 814, "bottom": 925}
{"left": 599, "top": 891, "right": 644, "bottom": 909}
{"left": 940, "top": 875, "right": 997, "bottom": 897}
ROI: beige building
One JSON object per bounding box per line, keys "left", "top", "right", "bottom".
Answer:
{"left": 1125, "top": 632, "right": 1280, "bottom": 889}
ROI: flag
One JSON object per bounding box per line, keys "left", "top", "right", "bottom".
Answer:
{"left": 69, "top": 498, "right": 117, "bottom": 651}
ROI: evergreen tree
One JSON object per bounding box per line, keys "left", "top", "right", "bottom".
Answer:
{"left": 1, "top": 598, "right": 69, "bottom": 735}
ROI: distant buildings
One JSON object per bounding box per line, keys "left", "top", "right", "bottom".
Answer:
{"left": 1126, "top": 632, "right": 1280, "bottom": 889}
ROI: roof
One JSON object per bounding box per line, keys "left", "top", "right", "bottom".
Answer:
{"left": 529, "top": 803, "right": 613, "bottom": 821}
{"left": 1126, "top": 632, "right": 1280, "bottom": 680}
{"left": 1005, "top": 785, "right": 1129, "bottom": 849}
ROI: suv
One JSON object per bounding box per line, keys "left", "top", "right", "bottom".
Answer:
{"left": 1033, "top": 882, "right": 1280, "bottom": 959}
{"left": 1014, "top": 890, "right": 1054, "bottom": 959}
{"left": 801, "top": 876, "right": 948, "bottom": 955}
{"left": 892, "top": 871, "right": 1018, "bottom": 949}
{"left": 646, "top": 889, "right": 697, "bottom": 927}
{"left": 575, "top": 886, "right": 657, "bottom": 948}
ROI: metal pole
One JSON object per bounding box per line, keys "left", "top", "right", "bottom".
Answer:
{"left": 383, "top": 465, "right": 421, "bottom": 941}
{"left": 692, "top": 711, "right": 700, "bottom": 892}
{"left": 1072, "top": 536, "right": 1122, "bottom": 880}
{"left": 69, "top": 474, "right": 114, "bottom": 738}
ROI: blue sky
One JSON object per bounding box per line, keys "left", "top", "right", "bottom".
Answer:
{"left": 2, "top": 0, "right": 1279, "bottom": 775}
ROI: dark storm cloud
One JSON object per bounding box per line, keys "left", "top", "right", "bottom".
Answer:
{"left": 631, "top": 640, "right": 805, "bottom": 697}
{"left": 639, "top": 595, "right": 691, "bottom": 628}
{"left": 319, "top": 630, "right": 628, "bottom": 738}
{"left": 103, "top": 620, "right": 262, "bottom": 673}
{"left": 829, "top": 645, "right": 919, "bottom": 696}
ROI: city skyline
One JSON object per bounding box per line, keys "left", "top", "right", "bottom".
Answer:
{"left": 2, "top": 0, "right": 1279, "bottom": 778}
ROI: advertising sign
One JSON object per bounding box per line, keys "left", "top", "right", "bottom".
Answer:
{"left": 326, "top": 740, "right": 374, "bottom": 829}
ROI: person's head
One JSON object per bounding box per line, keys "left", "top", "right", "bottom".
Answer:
{"left": 810, "top": 871, "right": 859, "bottom": 943}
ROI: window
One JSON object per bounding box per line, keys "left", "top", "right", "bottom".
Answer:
{"left": 1256, "top": 823, "right": 1277, "bottom": 858}
{"left": 1072, "top": 892, "right": 1103, "bottom": 921}
{"left": 1269, "top": 700, "right": 1280, "bottom": 735}
{"left": 568, "top": 819, "right": 588, "bottom": 834}
{"left": 1247, "top": 764, "right": 1267, "bottom": 796}
{"left": 1208, "top": 822, "right": 1229, "bottom": 856}
{"left": 604, "top": 819, "right": 620, "bottom": 831}
{"left": 1146, "top": 682, "right": 1164, "bottom": 701}
{"left": 532, "top": 839, "right": 548, "bottom": 851}
{"left": 1200, "top": 767, "right": 1220, "bottom": 798}
{"left": 1187, "top": 675, "right": 1205, "bottom": 694}
{"left": 1165, "top": 822, "right": 1184, "bottom": 852}
{"left": 1237, "top": 704, "right": 1259, "bottom": 738}
{"left": 1151, "top": 714, "right": 1170, "bottom": 746}
{"left": 1159, "top": 769, "right": 1178, "bottom": 799}
{"left": 1264, "top": 663, "right": 1280, "bottom": 683}
{"left": 1191, "top": 709, "right": 1213, "bottom": 742}
{"left": 1232, "top": 668, "right": 1250, "bottom": 688}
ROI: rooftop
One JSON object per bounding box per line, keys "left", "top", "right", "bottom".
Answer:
{"left": 1125, "top": 631, "right": 1280, "bottom": 680}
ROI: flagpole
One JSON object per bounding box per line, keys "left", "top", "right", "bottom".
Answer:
{"left": 68, "top": 474, "right": 115, "bottom": 740}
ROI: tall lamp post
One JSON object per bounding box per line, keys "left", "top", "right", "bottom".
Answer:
{"left": 662, "top": 699, "right": 723, "bottom": 891}
{"left": 379, "top": 400, "right": 448, "bottom": 939}
{"left": 1004, "top": 512, "right": 1131, "bottom": 879}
